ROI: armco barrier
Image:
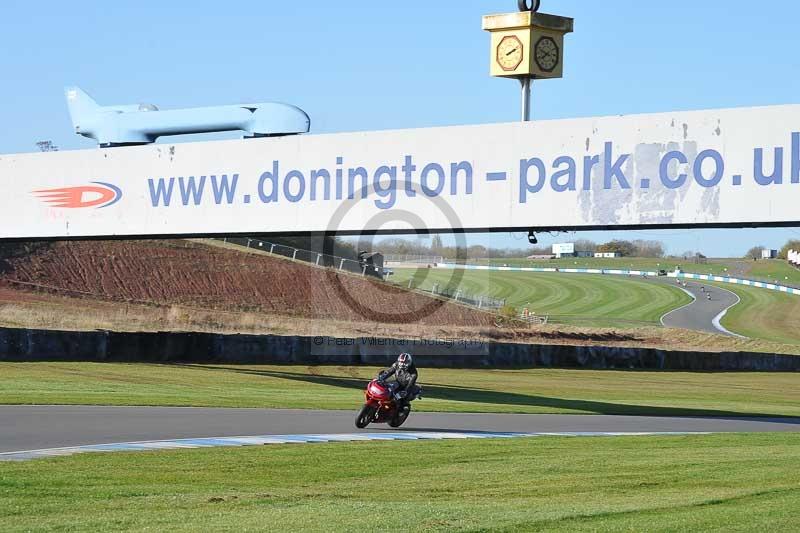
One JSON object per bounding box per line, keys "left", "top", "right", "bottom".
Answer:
{"left": 0, "top": 327, "right": 798, "bottom": 371}
{"left": 433, "top": 264, "right": 800, "bottom": 296}
{"left": 676, "top": 272, "right": 800, "bottom": 295}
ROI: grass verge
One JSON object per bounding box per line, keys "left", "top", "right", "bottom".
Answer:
{"left": 2, "top": 363, "right": 800, "bottom": 416}
{"left": 392, "top": 270, "right": 691, "bottom": 327}
{"left": 745, "top": 259, "right": 800, "bottom": 286}
{"left": 1, "top": 433, "right": 799, "bottom": 531}
{"left": 713, "top": 283, "right": 800, "bottom": 345}
{"left": 460, "top": 256, "right": 736, "bottom": 275}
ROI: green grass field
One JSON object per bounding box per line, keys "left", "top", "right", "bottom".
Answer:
{"left": 463, "top": 256, "right": 734, "bottom": 276}
{"left": 455, "top": 256, "right": 800, "bottom": 283}
{"left": 3, "top": 363, "right": 800, "bottom": 416}
{"left": 2, "top": 433, "right": 799, "bottom": 531}
{"left": 715, "top": 283, "right": 800, "bottom": 345}
{"left": 745, "top": 259, "right": 800, "bottom": 285}
{"left": 393, "top": 269, "right": 691, "bottom": 327}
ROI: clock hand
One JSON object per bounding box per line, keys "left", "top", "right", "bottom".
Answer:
{"left": 505, "top": 48, "right": 518, "bottom": 56}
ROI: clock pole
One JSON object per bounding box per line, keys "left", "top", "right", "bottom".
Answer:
{"left": 520, "top": 77, "right": 531, "bottom": 121}
{"left": 518, "top": 1, "right": 536, "bottom": 122}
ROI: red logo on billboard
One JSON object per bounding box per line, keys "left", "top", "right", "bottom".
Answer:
{"left": 33, "top": 182, "right": 122, "bottom": 209}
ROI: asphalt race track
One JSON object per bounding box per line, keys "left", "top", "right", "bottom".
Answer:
{"left": 658, "top": 279, "right": 741, "bottom": 335}
{"left": 2, "top": 406, "right": 799, "bottom": 454}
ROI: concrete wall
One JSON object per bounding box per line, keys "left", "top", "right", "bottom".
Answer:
{"left": 0, "top": 327, "right": 798, "bottom": 371}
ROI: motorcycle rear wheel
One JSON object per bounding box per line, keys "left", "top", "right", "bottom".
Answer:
{"left": 388, "top": 404, "right": 411, "bottom": 427}
{"left": 355, "top": 404, "right": 375, "bottom": 428}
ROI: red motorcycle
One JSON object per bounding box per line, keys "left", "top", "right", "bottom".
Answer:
{"left": 355, "top": 375, "right": 412, "bottom": 429}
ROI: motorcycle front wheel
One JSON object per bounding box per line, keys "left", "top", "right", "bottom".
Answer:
{"left": 355, "top": 404, "right": 375, "bottom": 428}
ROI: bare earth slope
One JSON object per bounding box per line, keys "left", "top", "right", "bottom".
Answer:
{"left": 0, "top": 240, "right": 494, "bottom": 327}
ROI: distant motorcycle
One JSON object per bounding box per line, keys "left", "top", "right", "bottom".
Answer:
{"left": 355, "top": 374, "right": 415, "bottom": 429}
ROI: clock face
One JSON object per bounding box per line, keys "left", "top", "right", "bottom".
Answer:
{"left": 496, "top": 35, "right": 524, "bottom": 72}
{"left": 534, "top": 36, "right": 559, "bottom": 72}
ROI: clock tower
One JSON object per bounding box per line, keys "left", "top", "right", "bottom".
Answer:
{"left": 483, "top": 2, "right": 573, "bottom": 120}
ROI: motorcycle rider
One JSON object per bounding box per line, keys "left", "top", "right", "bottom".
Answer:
{"left": 378, "top": 352, "right": 421, "bottom": 406}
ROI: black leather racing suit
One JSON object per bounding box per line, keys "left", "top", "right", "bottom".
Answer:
{"left": 380, "top": 362, "right": 420, "bottom": 406}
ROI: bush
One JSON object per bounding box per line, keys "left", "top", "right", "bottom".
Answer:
{"left": 499, "top": 304, "right": 518, "bottom": 318}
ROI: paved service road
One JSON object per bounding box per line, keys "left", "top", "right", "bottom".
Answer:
{"left": 658, "top": 279, "right": 741, "bottom": 336}
{"left": 2, "top": 406, "right": 799, "bottom": 453}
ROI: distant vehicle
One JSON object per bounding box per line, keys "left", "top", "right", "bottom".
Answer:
{"left": 65, "top": 86, "right": 309, "bottom": 147}
{"left": 357, "top": 251, "right": 386, "bottom": 280}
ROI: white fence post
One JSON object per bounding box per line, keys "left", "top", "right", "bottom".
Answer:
{"left": 316, "top": 254, "right": 321, "bottom": 266}
{"left": 292, "top": 249, "right": 297, "bottom": 260}
{"left": 339, "top": 258, "right": 345, "bottom": 270}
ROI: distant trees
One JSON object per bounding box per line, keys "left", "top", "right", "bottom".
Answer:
{"left": 351, "top": 235, "right": 672, "bottom": 259}
{"left": 574, "top": 239, "right": 597, "bottom": 253}
{"left": 371, "top": 238, "right": 430, "bottom": 256}
{"left": 468, "top": 245, "right": 489, "bottom": 258}
{"left": 597, "top": 240, "right": 636, "bottom": 257}
{"left": 595, "top": 239, "right": 664, "bottom": 258}
{"left": 247, "top": 234, "right": 358, "bottom": 259}
{"left": 431, "top": 234, "right": 443, "bottom": 255}
{"left": 370, "top": 237, "right": 533, "bottom": 260}
{"left": 744, "top": 245, "right": 766, "bottom": 260}
{"left": 632, "top": 240, "right": 665, "bottom": 258}
{"left": 780, "top": 240, "right": 800, "bottom": 259}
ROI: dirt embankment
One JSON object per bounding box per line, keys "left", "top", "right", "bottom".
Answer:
{"left": 0, "top": 240, "right": 496, "bottom": 327}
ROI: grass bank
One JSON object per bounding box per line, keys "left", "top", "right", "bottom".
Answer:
{"left": 392, "top": 270, "right": 691, "bottom": 327}
{"left": 714, "top": 283, "right": 800, "bottom": 345}
{"left": 2, "top": 363, "right": 800, "bottom": 416}
{"left": 461, "top": 256, "right": 734, "bottom": 275}
{"left": 746, "top": 259, "right": 800, "bottom": 285}
{"left": 2, "top": 433, "right": 799, "bottom": 531}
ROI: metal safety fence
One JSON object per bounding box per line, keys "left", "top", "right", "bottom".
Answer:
{"left": 409, "top": 282, "right": 506, "bottom": 310}
{"left": 214, "top": 237, "right": 381, "bottom": 277}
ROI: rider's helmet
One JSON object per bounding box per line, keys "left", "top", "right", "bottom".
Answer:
{"left": 397, "top": 352, "right": 413, "bottom": 370}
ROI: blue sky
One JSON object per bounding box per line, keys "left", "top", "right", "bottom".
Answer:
{"left": 1, "top": 1, "right": 799, "bottom": 256}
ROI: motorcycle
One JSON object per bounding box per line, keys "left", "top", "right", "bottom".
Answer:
{"left": 354, "top": 374, "right": 416, "bottom": 429}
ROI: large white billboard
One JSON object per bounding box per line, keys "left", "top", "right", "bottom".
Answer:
{"left": 552, "top": 243, "right": 575, "bottom": 255}
{"left": 1, "top": 104, "right": 799, "bottom": 239}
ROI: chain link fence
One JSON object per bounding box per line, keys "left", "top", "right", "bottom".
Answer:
{"left": 405, "top": 282, "right": 506, "bottom": 310}
{"left": 215, "top": 237, "right": 382, "bottom": 278}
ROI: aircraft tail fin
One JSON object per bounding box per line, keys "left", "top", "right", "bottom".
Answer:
{"left": 64, "top": 86, "right": 100, "bottom": 129}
